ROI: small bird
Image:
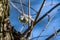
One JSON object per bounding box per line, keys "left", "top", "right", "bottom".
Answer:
{"left": 18, "top": 15, "right": 34, "bottom": 24}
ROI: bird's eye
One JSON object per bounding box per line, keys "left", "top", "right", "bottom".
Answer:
{"left": 23, "top": 18, "right": 26, "bottom": 21}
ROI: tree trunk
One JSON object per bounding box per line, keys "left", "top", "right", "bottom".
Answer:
{"left": 0, "top": 0, "right": 22, "bottom": 40}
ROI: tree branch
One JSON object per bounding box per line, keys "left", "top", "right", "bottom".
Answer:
{"left": 8, "top": 0, "right": 30, "bottom": 20}
{"left": 23, "top": 3, "right": 60, "bottom": 38}
{"left": 22, "top": 0, "right": 46, "bottom": 37}
{"left": 9, "top": 0, "right": 60, "bottom": 39}
{"left": 34, "top": 0, "right": 46, "bottom": 22}
{"left": 12, "top": 1, "right": 37, "bottom": 13}
{"left": 26, "top": 0, "right": 31, "bottom": 39}
{"left": 20, "top": 0, "right": 24, "bottom": 16}
{"left": 46, "top": 29, "right": 60, "bottom": 40}
{"left": 28, "top": 0, "right": 30, "bottom": 27}
{"left": 37, "top": 10, "right": 59, "bottom": 39}
{"left": 30, "top": 29, "right": 60, "bottom": 40}
{"left": 8, "top": 0, "right": 24, "bottom": 37}
{"left": 34, "top": 3, "right": 60, "bottom": 25}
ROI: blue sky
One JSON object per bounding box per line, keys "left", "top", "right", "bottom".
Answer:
{"left": 9, "top": 0, "right": 60, "bottom": 40}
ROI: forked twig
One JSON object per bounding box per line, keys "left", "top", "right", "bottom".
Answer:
{"left": 8, "top": 0, "right": 23, "bottom": 14}
{"left": 30, "top": 29, "right": 60, "bottom": 40}
{"left": 34, "top": 3, "right": 60, "bottom": 25}
{"left": 34, "top": 0, "right": 46, "bottom": 22}
{"left": 9, "top": 0, "right": 33, "bottom": 21}
{"left": 46, "top": 29, "right": 60, "bottom": 40}
{"left": 37, "top": 10, "right": 58, "bottom": 40}
{"left": 23, "top": 3, "right": 60, "bottom": 38}
{"left": 12, "top": 1, "right": 37, "bottom": 13}
{"left": 9, "top": 0, "right": 60, "bottom": 39}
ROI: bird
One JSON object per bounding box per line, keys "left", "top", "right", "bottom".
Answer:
{"left": 18, "top": 15, "right": 34, "bottom": 24}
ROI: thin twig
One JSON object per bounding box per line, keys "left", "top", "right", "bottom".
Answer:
{"left": 46, "top": 29, "right": 60, "bottom": 40}
{"left": 28, "top": 0, "right": 30, "bottom": 27}
{"left": 20, "top": 24, "right": 25, "bottom": 33}
{"left": 8, "top": 0, "right": 23, "bottom": 14}
{"left": 20, "top": 0, "right": 24, "bottom": 16}
{"left": 30, "top": 29, "right": 60, "bottom": 40}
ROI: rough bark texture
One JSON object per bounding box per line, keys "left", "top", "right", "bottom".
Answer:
{"left": 0, "top": 0, "right": 22, "bottom": 40}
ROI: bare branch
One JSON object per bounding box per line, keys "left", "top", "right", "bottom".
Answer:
{"left": 9, "top": 0, "right": 26, "bottom": 15}
{"left": 9, "top": 0, "right": 60, "bottom": 39}
{"left": 8, "top": 0, "right": 23, "bottom": 14}
{"left": 46, "top": 29, "right": 60, "bottom": 40}
{"left": 26, "top": 21, "right": 34, "bottom": 39}
{"left": 28, "top": 0, "right": 30, "bottom": 26}
{"left": 12, "top": 1, "right": 37, "bottom": 13}
{"left": 23, "top": 0, "right": 46, "bottom": 36}
{"left": 20, "top": 0, "right": 24, "bottom": 16}
{"left": 8, "top": 0, "right": 32, "bottom": 21}
{"left": 34, "top": 0, "right": 46, "bottom": 22}
{"left": 20, "top": 24, "right": 25, "bottom": 33}
{"left": 30, "top": 33, "right": 60, "bottom": 40}
{"left": 34, "top": 3, "right": 60, "bottom": 25}
{"left": 26, "top": 0, "right": 31, "bottom": 39}
{"left": 36, "top": 10, "right": 58, "bottom": 40}
{"left": 22, "top": 3, "right": 60, "bottom": 38}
